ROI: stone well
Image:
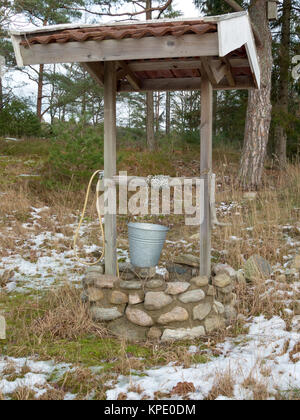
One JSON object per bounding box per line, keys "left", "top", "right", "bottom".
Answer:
{"left": 82, "top": 256, "right": 237, "bottom": 342}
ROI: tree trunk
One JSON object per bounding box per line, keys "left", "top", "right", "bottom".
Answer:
{"left": 37, "top": 64, "right": 44, "bottom": 122}
{"left": 274, "top": 0, "right": 291, "bottom": 169}
{"left": 238, "top": 0, "right": 273, "bottom": 190}
{"left": 146, "top": 0, "right": 155, "bottom": 150}
{"left": 0, "top": 76, "right": 3, "bottom": 112}
{"left": 166, "top": 91, "right": 171, "bottom": 134}
{"left": 155, "top": 92, "right": 160, "bottom": 133}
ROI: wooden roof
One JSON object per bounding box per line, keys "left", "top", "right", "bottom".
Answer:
{"left": 10, "top": 12, "right": 260, "bottom": 91}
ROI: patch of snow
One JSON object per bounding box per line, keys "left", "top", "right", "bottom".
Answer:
{"left": 106, "top": 316, "right": 300, "bottom": 400}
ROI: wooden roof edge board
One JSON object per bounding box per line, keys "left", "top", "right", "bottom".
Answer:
{"left": 11, "top": 34, "right": 23, "bottom": 67}
{"left": 9, "top": 12, "right": 247, "bottom": 36}
{"left": 217, "top": 13, "right": 260, "bottom": 88}
{"left": 18, "top": 33, "right": 219, "bottom": 66}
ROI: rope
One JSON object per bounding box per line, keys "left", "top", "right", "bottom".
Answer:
{"left": 73, "top": 170, "right": 105, "bottom": 267}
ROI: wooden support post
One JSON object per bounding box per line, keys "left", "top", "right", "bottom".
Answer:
{"left": 200, "top": 74, "right": 213, "bottom": 278}
{"left": 104, "top": 62, "right": 117, "bottom": 276}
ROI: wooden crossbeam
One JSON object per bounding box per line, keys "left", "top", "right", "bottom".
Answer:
{"left": 119, "top": 77, "right": 253, "bottom": 92}
{"left": 117, "top": 61, "right": 142, "bottom": 90}
{"left": 222, "top": 58, "right": 235, "bottom": 87}
{"left": 82, "top": 62, "right": 104, "bottom": 86}
{"left": 118, "top": 77, "right": 202, "bottom": 92}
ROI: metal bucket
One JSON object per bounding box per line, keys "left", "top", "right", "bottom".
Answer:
{"left": 128, "top": 222, "right": 169, "bottom": 268}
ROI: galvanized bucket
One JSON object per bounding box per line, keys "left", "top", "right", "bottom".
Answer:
{"left": 128, "top": 222, "right": 169, "bottom": 268}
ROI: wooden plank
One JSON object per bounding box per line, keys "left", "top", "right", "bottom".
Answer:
{"left": 82, "top": 62, "right": 104, "bottom": 86}
{"left": 201, "top": 58, "right": 217, "bottom": 86}
{"left": 118, "top": 77, "right": 202, "bottom": 92}
{"left": 222, "top": 57, "right": 235, "bottom": 87}
{"left": 104, "top": 62, "right": 117, "bottom": 276}
{"left": 20, "top": 33, "right": 219, "bottom": 66}
{"left": 129, "top": 59, "right": 204, "bottom": 72}
{"left": 200, "top": 74, "right": 213, "bottom": 278}
{"left": 117, "top": 61, "right": 142, "bottom": 90}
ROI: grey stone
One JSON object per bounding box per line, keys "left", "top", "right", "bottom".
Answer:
{"left": 108, "top": 318, "right": 148, "bottom": 342}
{"left": 213, "top": 263, "right": 237, "bottom": 279}
{"left": 147, "top": 327, "right": 162, "bottom": 340}
{"left": 191, "top": 276, "right": 209, "bottom": 287}
{"left": 86, "top": 265, "right": 104, "bottom": 275}
{"left": 166, "top": 263, "right": 194, "bottom": 282}
{"left": 207, "top": 285, "right": 215, "bottom": 296}
{"left": 133, "top": 266, "right": 156, "bottom": 279}
{"left": 126, "top": 307, "right": 154, "bottom": 327}
{"left": 110, "top": 291, "right": 128, "bottom": 305}
{"left": 173, "top": 254, "right": 199, "bottom": 268}
{"left": 91, "top": 306, "right": 123, "bottom": 322}
{"left": 120, "top": 271, "right": 135, "bottom": 281}
{"left": 144, "top": 292, "right": 173, "bottom": 310}
{"left": 146, "top": 279, "right": 164, "bottom": 289}
{"left": 94, "top": 274, "right": 118, "bottom": 289}
{"left": 87, "top": 287, "right": 104, "bottom": 303}
{"left": 120, "top": 280, "right": 142, "bottom": 290}
{"left": 157, "top": 307, "right": 189, "bottom": 324}
{"left": 118, "top": 262, "right": 134, "bottom": 273}
{"left": 161, "top": 326, "right": 205, "bottom": 342}
{"left": 224, "top": 305, "right": 237, "bottom": 324}
{"left": 129, "top": 292, "right": 144, "bottom": 305}
{"left": 193, "top": 302, "right": 212, "bottom": 321}
{"left": 213, "top": 301, "right": 225, "bottom": 315}
{"left": 179, "top": 289, "right": 205, "bottom": 304}
{"left": 204, "top": 315, "right": 225, "bottom": 333}
{"left": 244, "top": 255, "right": 272, "bottom": 282}
{"left": 165, "top": 282, "right": 190, "bottom": 295}
{"left": 0, "top": 315, "right": 6, "bottom": 340}
{"left": 212, "top": 273, "right": 231, "bottom": 288}
{"left": 219, "top": 284, "right": 234, "bottom": 295}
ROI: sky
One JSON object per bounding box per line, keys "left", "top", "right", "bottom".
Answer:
{"left": 4, "top": 0, "right": 201, "bottom": 122}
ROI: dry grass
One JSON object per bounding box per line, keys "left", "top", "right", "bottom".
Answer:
{"left": 30, "top": 284, "right": 107, "bottom": 340}
{"left": 206, "top": 371, "right": 235, "bottom": 400}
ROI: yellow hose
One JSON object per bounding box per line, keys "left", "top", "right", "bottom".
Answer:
{"left": 73, "top": 170, "right": 105, "bottom": 266}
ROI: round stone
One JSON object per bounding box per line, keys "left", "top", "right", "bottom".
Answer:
{"left": 110, "top": 291, "right": 128, "bottom": 305}
{"left": 179, "top": 289, "right": 205, "bottom": 304}
{"left": 157, "top": 307, "right": 189, "bottom": 324}
{"left": 193, "top": 302, "right": 212, "bottom": 321}
{"left": 161, "top": 326, "right": 205, "bottom": 342}
{"left": 144, "top": 292, "right": 173, "bottom": 310}
{"left": 119, "top": 280, "right": 142, "bottom": 290}
{"left": 191, "top": 276, "right": 209, "bottom": 287}
{"left": 165, "top": 282, "right": 190, "bottom": 295}
{"left": 147, "top": 327, "right": 163, "bottom": 340}
{"left": 129, "top": 292, "right": 144, "bottom": 305}
{"left": 94, "top": 274, "right": 118, "bottom": 289}
{"left": 146, "top": 279, "right": 164, "bottom": 289}
{"left": 91, "top": 306, "right": 123, "bottom": 322}
{"left": 87, "top": 287, "right": 104, "bottom": 303}
{"left": 212, "top": 274, "right": 231, "bottom": 288}
{"left": 126, "top": 307, "right": 154, "bottom": 327}
{"left": 213, "top": 301, "right": 225, "bottom": 315}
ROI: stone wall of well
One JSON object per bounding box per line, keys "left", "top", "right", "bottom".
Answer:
{"left": 82, "top": 256, "right": 238, "bottom": 342}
